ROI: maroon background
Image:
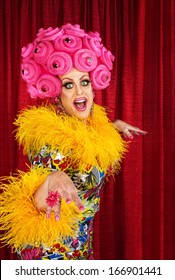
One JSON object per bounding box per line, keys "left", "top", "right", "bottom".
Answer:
{"left": 0, "top": 0, "right": 175, "bottom": 259}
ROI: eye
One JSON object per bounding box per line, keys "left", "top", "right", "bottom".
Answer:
{"left": 81, "top": 79, "right": 91, "bottom": 86}
{"left": 63, "top": 82, "right": 74, "bottom": 89}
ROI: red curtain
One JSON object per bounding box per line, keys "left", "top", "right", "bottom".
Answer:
{"left": 0, "top": 0, "right": 175, "bottom": 260}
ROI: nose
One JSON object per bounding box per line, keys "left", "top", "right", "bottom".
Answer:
{"left": 75, "top": 84, "right": 83, "bottom": 95}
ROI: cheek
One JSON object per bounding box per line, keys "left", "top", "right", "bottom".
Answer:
{"left": 60, "top": 91, "right": 71, "bottom": 104}
{"left": 87, "top": 90, "right": 94, "bottom": 104}
{"left": 60, "top": 93, "right": 75, "bottom": 114}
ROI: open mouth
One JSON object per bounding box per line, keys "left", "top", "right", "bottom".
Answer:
{"left": 73, "top": 97, "right": 87, "bottom": 111}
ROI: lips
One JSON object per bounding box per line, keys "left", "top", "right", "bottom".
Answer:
{"left": 73, "top": 97, "right": 87, "bottom": 111}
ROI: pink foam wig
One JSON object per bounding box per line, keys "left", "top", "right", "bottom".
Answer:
{"left": 21, "top": 23, "right": 115, "bottom": 99}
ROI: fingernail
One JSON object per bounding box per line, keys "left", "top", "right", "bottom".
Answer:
{"left": 79, "top": 206, "right": 85, "bottom": 211}
{"left": 55, "top": 215, "right": 60, "bottom": 221}
{"left": 46, "top": 213, "right": 50, "bottom": 219}
{"left": 66, "top": 199, "right": 71, "bottom": 204}
{"left": 129, "top": 135, "right": 134, "bottom": 139}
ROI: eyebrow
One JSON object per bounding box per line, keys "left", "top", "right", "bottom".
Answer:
{"left": 61, "top": 75, "right": 89, "bottom": 82}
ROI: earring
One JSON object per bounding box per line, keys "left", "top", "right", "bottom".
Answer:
{"left": 90, "top": 102, "right": 94, "bottom": 117}
{"left": 57, "top": 98, "right": 66, "bottom": 114}
{"left": 90, "top": 92, "right": 95, "bottom": 117}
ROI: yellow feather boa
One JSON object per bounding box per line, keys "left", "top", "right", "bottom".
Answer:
{"left": 0, "top": 167, "right": 82, "bottom": 250}
{"left": 0, "top": 104, "right": 127, "bottom": 250}
{"left": 14, "top": 103, "right": 127, "bottom": 173}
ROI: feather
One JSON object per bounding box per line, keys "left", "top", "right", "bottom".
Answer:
{"left": 14, "top": 104, "right": 127, "bottom": 173}
{"left": 0, "top": 167, "right": 82, "bottom": 250}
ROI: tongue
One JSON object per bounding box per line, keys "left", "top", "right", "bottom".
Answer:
{"left": 75, "top": 102, "right": 84, "bottom": 109}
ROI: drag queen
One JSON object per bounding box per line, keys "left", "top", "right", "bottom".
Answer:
{"left": 0, "top": 24, "right": 146, "bottom": 260}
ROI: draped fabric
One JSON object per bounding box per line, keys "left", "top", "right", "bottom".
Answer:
{"left": 0, "top": 0, "right": 175, "bottom": 260}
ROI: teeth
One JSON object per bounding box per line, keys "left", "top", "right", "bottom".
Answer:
{"left": 75, "top": 100, "right": 86, "bottom": 104}
{"left": 75, "top": 100, "right": 85, "bottom": 104}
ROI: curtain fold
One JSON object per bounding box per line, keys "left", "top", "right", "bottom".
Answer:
{"left": 0, "top": 0, "right": 175, "bottom": 260}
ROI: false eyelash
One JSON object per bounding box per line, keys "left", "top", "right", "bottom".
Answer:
{"left": 81, "top": 79, "right": 91, "bottom": 85}
{"left": 63, "top": 82, "right": 73, "bottom": 88}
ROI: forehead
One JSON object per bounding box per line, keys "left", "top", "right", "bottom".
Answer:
{"left": 59, "top": 68, "right": 89, "bottom": 80}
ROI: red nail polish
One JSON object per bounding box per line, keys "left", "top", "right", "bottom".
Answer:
{"left": 79, "top": 206, "right": 85, "bottom": 211}
{"left": 46, "top": 213, "right": 50, "bottom": 219}
{"left": 66, "top": 199, "right": 71, "bottom": 204}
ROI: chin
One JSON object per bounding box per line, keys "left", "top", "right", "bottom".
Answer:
{"left": 75, "top": 114, "right": 89, "bottom": 120}
{"left": 74, "top": 110, "right": 90, "bottom": 120}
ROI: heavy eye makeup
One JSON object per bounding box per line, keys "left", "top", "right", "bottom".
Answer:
{"left": 63, "top": 82, "right": 74, "bottom": 89}
{"left": 80, "top": 79, "right": 91, "bottom": 86}
{"left": 62, "top": 79, "right": 91, "bottom": 89}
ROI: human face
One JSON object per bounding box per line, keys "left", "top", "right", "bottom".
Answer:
{"left": 59, "top": 68, "right": 93, "bottom": 120}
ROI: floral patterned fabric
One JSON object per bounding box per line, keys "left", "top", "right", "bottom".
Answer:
{"left": 17, "top": 145, "right": 105, "bottom": 260}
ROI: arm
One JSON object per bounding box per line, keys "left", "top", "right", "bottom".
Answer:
{"left": 113, "top": 119, "right": 147, "bottom": 139}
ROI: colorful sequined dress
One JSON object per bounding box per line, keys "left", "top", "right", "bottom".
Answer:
{"left": 17, "top": 146, "right": 105, "bottom": 260}
{"left": 0, "top": 104, "right": 126, "bottom": 260}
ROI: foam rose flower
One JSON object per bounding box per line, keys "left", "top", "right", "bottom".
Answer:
{"left": 100, "top": 47, "right": 115, "bottom": 70}
{"left": 34, "top": 41, "right": 54, "bottom": 65}
{"left": 21, "top": 60, "right": 41, "bottom": 84}
{"left": 36, "top": 74, "right": 62, "bottom": 98}
{"left": 36, "top": 27, "right": 64, "bottom": 42}
{"left": 83, "top": 34, "right": 103, "bottom": 57}
{"left": 36, "top": 28, "right": 47, "bottom": 41}
{"left": 21, "top": 43, "right": 35, "bottom": 61}
{"left": 88, "top": 31, "right": 101, "bottom": 40}
{"left": 27, "top": 85, "right": 42, "bottom": 99}
{"left": 47, "top": 52, "right": 73, "bottom": 75}
{"left": 73, "top": 49, "right": 98, "bottom": 72}
{"left": 62, "top": 23, "right": 85, "bottom": 37}
{"left": 54, "top": 35, "right": 82, "bottom": 53}
{"left": 90, "top": 64, "right": 111, "bottom": 90}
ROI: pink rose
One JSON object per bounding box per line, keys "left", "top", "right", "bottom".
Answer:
{"left": 62, "top": 23, "right": 85, "bottom": 37}
{"left": 35, "top": 28, "right": 46, "bottom": 41}
{"left": 27, "top": 85, "right": 41, "bottom": 99}
{"left": 21, "top": 43, "right": 35, "bottom": 61}
{"left": 34, "top": 41, "right": 54, "bottom": 65}
{"left": 88, "top": 31, "right": 101, "bottom": 40}
{"left": 47, "top": 52, "right": 73, "bottom": 75}
{"left": 36, "top": 27, "right": 64, "bottom": 42}
{"left": 100, "top": 47, "right": 115, "bottom": 70}
{"left": 54, "top": 34, "right": 82, "bottom": 53}
{"left": 73, "top": 49, "right": 98, "bottom": 72}
{"left": 90, "top": 64, "right": 111, "bottom": 89}
{"left": 83, "top": 34, "right": 103, "bottom": 57}
{"left": 21, "top": 59, "right": 41, "bottom": 84}
{"left": 36, "top": 74, "right": 62, "bottom": 98}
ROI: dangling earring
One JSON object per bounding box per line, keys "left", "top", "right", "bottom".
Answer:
{"left": 90, "top": 102, "right": 94, "bottom": 117}
{"left": 90, "top": 92, "right": 95, "bottom": 117}
{"left": 57, "top": 97, "right": 66, "bottom": 114}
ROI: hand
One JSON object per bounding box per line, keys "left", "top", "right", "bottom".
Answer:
{"left": 33, "top": 171, "right": 84, "bottom": 221}
{"left": 113, "top": 119, "right": 147, "bottom": 139}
